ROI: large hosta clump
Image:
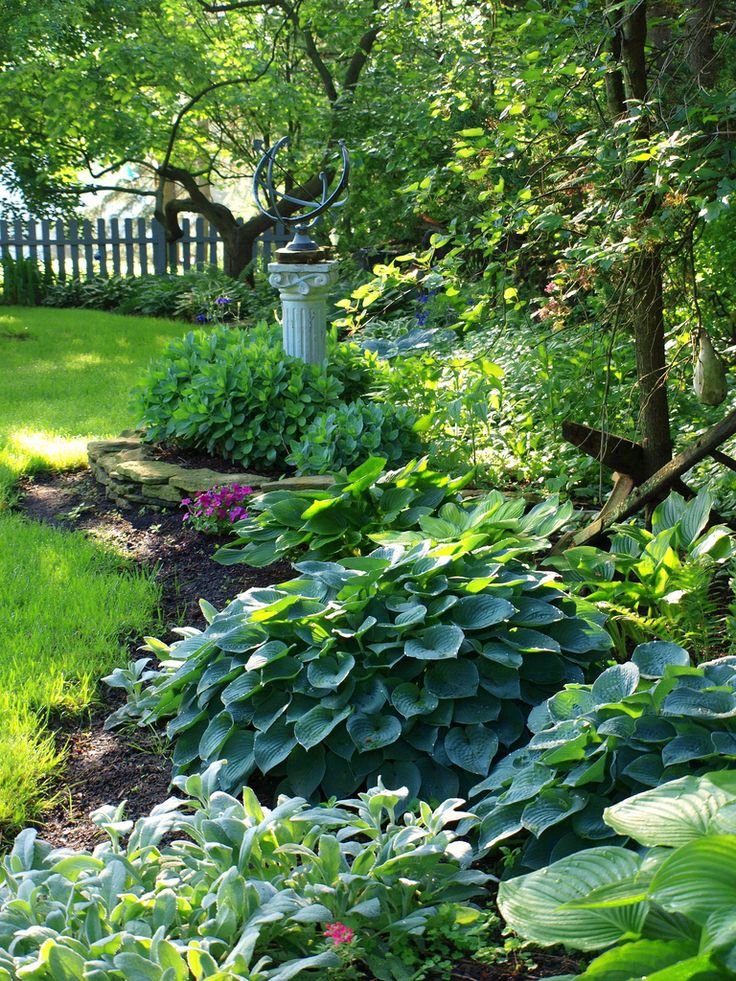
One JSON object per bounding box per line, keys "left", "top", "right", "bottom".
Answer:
{"left": 107, "top": 540, "right": 611, "bottom": 801}
{"left": 471, "top": 643, "right": 736, "bottom": 869}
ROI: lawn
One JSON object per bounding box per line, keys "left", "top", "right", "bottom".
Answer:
{"left": 0, "top": 307, "right": 183, "bottom": 835}
{"left": 0, "top": 306, "right": 184, "bottom": 505}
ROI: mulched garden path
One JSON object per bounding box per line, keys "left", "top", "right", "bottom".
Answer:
{"left": 17, "top": 467, "right": 583, "bottom": 979}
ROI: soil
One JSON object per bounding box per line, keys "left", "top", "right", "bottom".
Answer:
{"left": 16, "top": 465, "right": 581, "bottom": 979}
{"left": 151, "top": 441, "right": 285, "bottom": 481}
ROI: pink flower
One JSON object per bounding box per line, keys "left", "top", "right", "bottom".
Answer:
{"left": 324, "top": 922, "right": 354, "bottom": 945}
{"left": 181, "top": 498, "right": 191, "bottom": 506}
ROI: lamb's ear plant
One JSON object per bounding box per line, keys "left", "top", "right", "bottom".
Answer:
{"left": 498, "top": 771, "right": 736, "bottom": 980}
{"left": 0, "top": 768, "right": 491, "bottom": 981}
{"left": 107, "top": 539, "right": 610, "bottom": 802}
{"left": 549, "top": 489, "right": 736, "bottom": 658}
{"left": 471, "top": 643, "right": 736, "bottom": 870}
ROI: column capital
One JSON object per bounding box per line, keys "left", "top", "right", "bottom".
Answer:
{"left": 267, "top": 261, "right": 339, "bottom": 297}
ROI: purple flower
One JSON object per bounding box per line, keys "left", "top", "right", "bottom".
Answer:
{"left": 215, "top": 296, "right": 232, "bottom": 305}
{"left": 196, "top": 313, "right": 207, "bottom": 323}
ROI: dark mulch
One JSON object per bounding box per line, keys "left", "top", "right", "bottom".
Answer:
{"left": 150, "top": 441, "right": 284, "bottom": 481}
{"left": 17, "top": 467, "right": 291, "bottom": 850}
{"left": 17, "top": 465, "right": 581, "bottom": 979}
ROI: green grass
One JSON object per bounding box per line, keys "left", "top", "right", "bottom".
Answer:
{"left": 0, "top": 307, "right": 183, "bottom": 836}
{"left": 0, "top": 306, "right": 185, "bottom": 505}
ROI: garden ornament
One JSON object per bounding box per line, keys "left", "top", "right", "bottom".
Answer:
{"left": 253, "top": 138, "right": 349, "bottom": 364}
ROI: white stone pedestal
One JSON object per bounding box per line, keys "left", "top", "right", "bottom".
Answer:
{"left": 268, "top": 261, "right": 340, "bottom": 364}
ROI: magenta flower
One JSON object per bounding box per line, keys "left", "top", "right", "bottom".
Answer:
{"left": 324, "top": 922, "right": 354, "bottom": 945}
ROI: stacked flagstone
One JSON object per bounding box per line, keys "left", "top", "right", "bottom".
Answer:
{"left": 87, "top": 434, "right": 332, "bottom": 510}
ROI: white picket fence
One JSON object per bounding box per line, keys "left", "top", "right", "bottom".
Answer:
{"left": 0, "top": 216, "right": 290, "bottom": 279}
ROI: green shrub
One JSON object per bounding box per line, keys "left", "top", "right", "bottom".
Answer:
{"left": 131, "top": 324, "right": 380, "bottom": 472}
{"left": 215, "top": 456, "right": 573, "bottom": 568}
{"left": 43, "top": 269, "right": 276, "bottom": 323}
{"left": 0, "top": 768, "right": 490, "bottom": 981}
{"left": 471, "top": 643, "right": 736, "bottom": 869}
{"left": 106, "top": 538, "right": 611, "bottom": 801}
{"left": 550, "top": 489, "right": 736, "bottom": 658}
{"left": 285, "top": 400, "right": 422, "bottom": 476}
{"left": 1, "top": 255, "right": 53, "bottom": 305}
{"left": 498, "top": 771, "right": 736, "bottom": 979}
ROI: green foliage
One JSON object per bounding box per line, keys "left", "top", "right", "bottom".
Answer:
{"left": 0, "top": 769, "right": 490, "bottom": 981}
{"left": 498, "top": 771, "right": 736, "bottom": 979}
{"left": 550, "top": 490, "right": 736, "bottom": 657}
{"left": 216, "top": 456, "right": 573, "bottom": 568}
{"left": 132, "top": 324, "right": 383, "bottom": 473}
{"left": 1, "top": 255, "right": 52, "bottom": 306}
{"left": 107, "top": 538, "right": 610, "bottom": 801}
{"left": 471, "top": 643, "right": 736, "bottom": 869}
{"left": 285, "top": 401, "right": 422, "bottom": 477}
{"left": 43, "top": 269, "right": 275, "bottom": 323}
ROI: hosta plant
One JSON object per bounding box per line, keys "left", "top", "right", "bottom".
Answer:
{"left": 0, "top": 768, "right": 491, "bottom": 981}
{"left": 471, "top": 642, "right": 736, "bottom": 869}
{"left": 498, "top": 771, "right": 736, "bottom": 980}
{"left": 107, "top": 539, "right": 611, "bottom": 801}
{"left": 215, "top": 455, "right": 573, "bottom": 568}
{"left": 549, "top": 489, "right": 736, "bottom": 658}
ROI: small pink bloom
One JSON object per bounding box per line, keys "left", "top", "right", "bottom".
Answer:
{"left": 324, "top": 922, "right": 354, "bottom": 945}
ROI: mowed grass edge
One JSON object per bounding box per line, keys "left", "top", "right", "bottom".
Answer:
{"left": 0, "top": 307, "right": 183, "bottom": 835}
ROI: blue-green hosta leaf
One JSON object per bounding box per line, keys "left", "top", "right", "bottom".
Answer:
{"left": 453, "top": 690, "right": 501, "bottom": 724}
{"left": 521, "top": 788, "right": 588, "bottom": 836}
{"left": 253, "top": 719, "right": 298, "bottom": 773}
{"left": 404, "top": 624, "right": 464, "bottom": 660}
{"left": 394, "top": 604, "right": 427, "bottom": 629}
{"left": 632, "top": 641, "right": 690, "bottom": 679}
{"left": 372, "top": 761, "right": 422, "bottom": 801}
{"left": 591, "top": 663, "right": 640, "bottom": 705}
{"left": 481, "top": 641, "right": 523, "bottom": 668}
{"left": 252, "top": 690, "right": 291, "bottom": 732}
{"left": 497, "top": 847, "right": 645, "bottom": 950}
{"left": 347, "top": 712, "right": 402, "bottom": 752}
{"left": 211, "top": 620, "right": 269, "bottom": 653}
{"left": 661, "top": 730, "right": 715, "bottom": 767}
{"left": 505, "top": 627, "right": 561, "bottom": 653}
{"left": 444, "top": 725, "right": 499, "bottom": 776}
{"left": 172, "top": 719, "right": 207, "bottom": 768}
{"left": 549, "top": 618, "right": 613, "bottom": 655}
{"left": 416, "top": 758, "right": 460, "bottom": 802}
{"left": 245, "top": 640, "right": 290, "bottom": 671}
{"left": 510, "top": 597, "right": 564, "bottom": 627}
{"left": 576, "top": 940, "right": 703, "bottom": 981}
{"left": 307, "top": 653, "right": 355, "bottom": 689}
{"left": 294, "top": 705, "right": 351, "bottom": 751}
{"left": 426, "top": 659, "right": 479, "bottom": 698}
{"left": 221, "top": 672, "right": 262, "bottom": 705}
{"left": 199, "top": 711, "right": 234, "bottom": 762}
{"left": 390, "top": 683, "right": 439, "bottom": 719}
{"left": 285, "top": 746, "right": 326, "bottom": 798}
{"left": 219, "top": 731, "right": 255, "bottom": 789}
{"left": 650, "top": 836, "right": 736, "bottom": 923}
{"left": 494, "top": 763, "right": 556, "bottom": 805}
{"left": 663, "top": 686, "right": 736, "bottom": 719}
{"left": 452, "top": 595, "right": 516, "bottom": 630}
{"left": 477, "top": 802, "right": 525, "bottom": 850}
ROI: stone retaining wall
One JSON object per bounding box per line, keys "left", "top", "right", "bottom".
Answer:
{"left": 87, "top": 435, "right": 333, "bottom": 510}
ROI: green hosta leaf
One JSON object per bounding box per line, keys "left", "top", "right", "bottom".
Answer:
{"left": 576, "top": 940, "right": 702, "bottom": 981}
{"left": 294, "top": 705, "right": 351, "bottom": 751}
{"left": 404, "top": 624, "right": 464, "bottom": 660}
{"left": 219, "top": 731, "right": 255, "bottom": 788}
{"left": 650, "top": 836, "right": 736, "bottom": 923}
{"left": 444, "top": 725, "right": 499, "bottom": 776}
{"left": 347, "top": 712, "right": 402, "bottom": 752}
{"left": 307, "top": 653, "right": 355, "bottom": 689}
{"left": 245, "top": 640, "right": 290, "bottom": 670}
{"left": 254, "top": 719, "right": 298, "bottom": 773}
{"left": 391, "top": 683, "right": 439, "bottom": 719}
{"left": 452, "top": 595, "right": 516, "bottom": 629}
{"left": 426, "top": 659, "right": 479, "bottom": 698}
{"left": 632, "top": 641, "right": 690, "bottom": 679}
{"left": 498, "top": 847, "right": 645, "bottom": 950}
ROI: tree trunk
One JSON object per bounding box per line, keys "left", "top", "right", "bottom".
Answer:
{"left": 633, "top": 247, "right": 673, "bottom": 474}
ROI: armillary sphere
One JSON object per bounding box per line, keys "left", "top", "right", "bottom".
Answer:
{"left": 252, "top": 137, "right": 349, "bottom": 260}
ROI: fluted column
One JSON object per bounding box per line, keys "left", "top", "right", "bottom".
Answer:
{"left": 268, "top": 262, "right": 340, "bottom": 364}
